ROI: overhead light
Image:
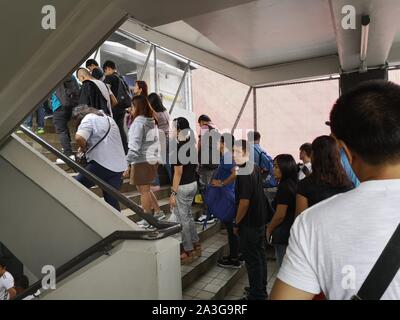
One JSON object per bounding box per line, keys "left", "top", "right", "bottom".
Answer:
{"left": 360, "top": 15, "right": 370, "bottom": 73}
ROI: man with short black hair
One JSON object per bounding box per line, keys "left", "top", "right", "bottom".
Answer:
{"left": 86, "top": 59, "right": 104, "bottom": 80}
{"left": 102, "top": 60, "right": 131, "bottom": 153}
{"left": 271, "top": 80, "right": 400, "bottom": 300}
{"left": 299, "top": 143, "right": 312, "bottom": 180}
{"left": 247, "top": 131, "right": 276, "bottom": 187}
{"left": 0, "top": 258, "right": 16, "bottom": 300}
{"left": 233, "top": 140, "right": 268, "bottom": 300}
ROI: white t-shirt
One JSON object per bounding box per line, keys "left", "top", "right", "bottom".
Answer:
{"left": 278, "top": 179, "right": 400, "bottom": 300}
{"left": 77, "top": 113, "right": 128, "bottom": 173}
{"left": 298, "top": 162, "right": 312, "bottom": 180}
{"left": 0, "top": 271, "right": 14, "bottom": 300}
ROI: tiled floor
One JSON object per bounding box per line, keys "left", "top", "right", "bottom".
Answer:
{"left": 182, "top": 241, "right": 279, "bottom": 300}
{"left": 224, "top": 260, "right": 278, "bottom": 300}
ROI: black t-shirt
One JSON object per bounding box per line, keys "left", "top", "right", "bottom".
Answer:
{"left": 235, "top": 164, "right": 267, "bottom": 228}
{"left": 171, "top": 139, "right": 198, "bottom": 186}
{"left": 271, "top": 179, "right": 297, "bottom": 244}
{"left": 297, "top": 175, "right": 353, "bottom": 207}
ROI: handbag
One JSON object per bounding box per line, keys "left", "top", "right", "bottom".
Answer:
{"left": 351, "top": 223, "right": 400, "bottom": 300}
{"left": 76, "top": 117, "right": 111, "bottom": 166}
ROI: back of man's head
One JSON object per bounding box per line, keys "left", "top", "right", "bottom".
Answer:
{"left": 248, "top": 131, "right": 261, "bottom": 143}
{"left": 330, "top": 80, "right": 400, "bottom": 165}
{"left": 76, "top": 68, "right": 91, "bottom": 80}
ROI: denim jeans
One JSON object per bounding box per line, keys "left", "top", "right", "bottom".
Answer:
{"left": 53, "top": 106, "right": 73, "bottom": 156}
{"left": 239, "top": 224, "right": 268, "bottom": 300}
{"left": 173, "top": 181, "right": 199, "bottom": 251}
{"left": 274, "top": 244, "right": 287, "bottom": 269}
{"left": 24, "top": 104, "right": 45, "bottom": 128}
{"left": 75, "top": 161, "right": 123, "bottom": 211}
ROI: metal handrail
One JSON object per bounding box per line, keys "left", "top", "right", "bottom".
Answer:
{"left": 15, "top": 126, "right": 182, "bottom": 300}
{"left": 15, "top": 228, "right": 181, "bottom": 300}
{"left": 19, "top": 125, "right": 177, "bottom": 230}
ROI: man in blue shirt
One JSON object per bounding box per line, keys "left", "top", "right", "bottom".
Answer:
{"left": 247, "top": 131, "right": 277, "bottom": 188}
{"left": 211, "top": 133, "right": 240, "bottom": 269}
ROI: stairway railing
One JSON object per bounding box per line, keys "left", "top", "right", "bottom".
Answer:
{"left": 14, "top": 125, "right": 182, "bottom": 300}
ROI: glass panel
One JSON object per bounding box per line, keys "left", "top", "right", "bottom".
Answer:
{"left": 155, "top": 47, "right": 191, "bottom": 111}
{"left": 191, "top": 65, "right": 251, "bottom": 136}
{"left": 256, "top": 80, "right": 338, "bottom": 159}
{"left": 99, "top": 32, "right": 152, "bottom": 94}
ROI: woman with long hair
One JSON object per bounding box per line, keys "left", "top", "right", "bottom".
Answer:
{"left": 125, "top": 95, "right": 164, "bottom": 226}
{"left": 169, "top": 117, "right": 200, "bottom": 264}
{"left": 267, "top": 154, "right": 298, "bottom": 268}
{"left": 127, "top": 80, "right": 149, "bottom": 129}
{"left": 296, "top": 135, "right": 353, "bottom": 216}
{"left": 148, "top": 93, "right": 172, "bottom": 183}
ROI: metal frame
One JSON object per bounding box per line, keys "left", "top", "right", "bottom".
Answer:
{"left": 169, "top": 61, "right": 191, "bottom": 114}
{"left": 231, "top": 87, "right": 253, "bottom": 134}
{"left": 19, "top": 125, "right": 180, "bottom": 232}
{"left": 154, "top": 46, "right": 158, "bottom": 94}
{"left": 139, "top": 44, "right": 154, "bottom": 81}
{"left": 253, "top": 87, "right": 258, "bottom": 132}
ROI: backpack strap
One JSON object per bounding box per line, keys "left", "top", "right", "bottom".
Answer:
{"left": 352, "top": 223, "right": 400, "bottom": 300}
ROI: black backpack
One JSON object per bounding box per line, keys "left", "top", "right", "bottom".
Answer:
{"left": 116, "top": 74, "right": 132, "bottom": 109}
{"left": 199, "top": 125, "right": 220, "bottom": 170}
{"left": 63, "top": 76, "right": 80, "bottom": 107}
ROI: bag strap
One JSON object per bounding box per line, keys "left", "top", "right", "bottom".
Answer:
{"left": 352, "top": 223, "right": 400, "bottom": 300}
{"left": 85, "top": 117, "right": 111, "bottom": 156}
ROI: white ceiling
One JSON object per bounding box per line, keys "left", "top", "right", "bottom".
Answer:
{"left": 157, "top": 0, "right": 338, "bottom": 69}
{"left": 2, "top": 0, "right": 400, "bottom": 143}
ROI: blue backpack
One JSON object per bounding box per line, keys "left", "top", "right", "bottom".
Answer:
{"left": 205, "top": 185, "right": 236, "bottom": 223}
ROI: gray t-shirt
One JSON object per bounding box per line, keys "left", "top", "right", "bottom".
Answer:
{"left": 77, "top": 113, "right": 128, "bottom": 173}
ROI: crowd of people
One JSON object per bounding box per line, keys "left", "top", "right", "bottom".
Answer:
{"left": 13, "top": 62, "right": 400, "bottom": 301}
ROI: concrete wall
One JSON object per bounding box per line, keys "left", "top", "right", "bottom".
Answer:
{"left": 42, "top": 239, "right": 182, "bottom": 300}
{"left": 0, "top": 136, "right": 181, "bottom": 299}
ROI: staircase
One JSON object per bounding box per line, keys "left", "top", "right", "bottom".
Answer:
{"left": 16, "top": 117, "right": 276, "bottom": 300}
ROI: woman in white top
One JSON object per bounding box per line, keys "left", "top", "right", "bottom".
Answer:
{"left": 73, "top": 105, "right": 127, "bottom": 212}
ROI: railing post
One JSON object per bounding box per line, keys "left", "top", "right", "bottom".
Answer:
{"left": 231, "top": 86, "right": 253, "bottom": 134}
{"left": 139, "top": 44, "right": 154, "bottom": 81}
{"left": 169, "top": 61, "right": 191, "bottom": 115}
{"left": 253, "top": 87, "right": 258, "bottom": 132}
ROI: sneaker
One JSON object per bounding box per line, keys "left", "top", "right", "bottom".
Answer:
{"left": 36, "top": 128, "right": 45, "bottom": 135}
{"left": 244, "top": 286, "right": 268, "bottom": 298}
{"left": 239, "top": 254, "right": 245, "bottom": 264}
{"left": 195, "top": 214, "right": 216, "bottom": 225}
{"left": 217, "top": 257, "right": 241, "bottom": 269}
{"left": 195, "top": 214, "right": 207, "bottom": 225}
{"left": 55, "top": 155, "right": 75, "bottom": 165}
{"left": 137, "top": 219, "right": 150, "bottom": 228}
{"left": 154, "top": 211, "right": 166, "bottom": 221}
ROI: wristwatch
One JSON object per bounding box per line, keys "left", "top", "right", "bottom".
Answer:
{"left": 170, "top": 191, "right": 178, "bottom": 197}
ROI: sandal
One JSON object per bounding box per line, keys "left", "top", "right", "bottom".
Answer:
{"left": 180, "top": 251, "right": 194, "bottom": 265}
{"left": 193, "top": 243, "right": 202, "bottom": 257}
